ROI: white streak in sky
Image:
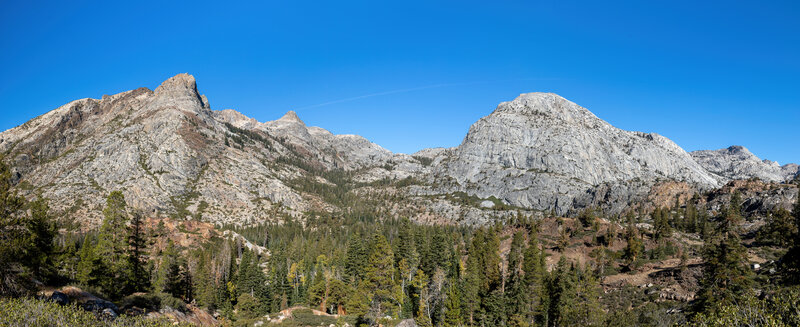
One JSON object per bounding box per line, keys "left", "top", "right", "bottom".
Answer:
{"left": 294, "top": 78, "right": 556, "bottom": 110}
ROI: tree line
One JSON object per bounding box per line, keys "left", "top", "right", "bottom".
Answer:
{"left": 2, "top": 154, "right": 800, "bottom": 326}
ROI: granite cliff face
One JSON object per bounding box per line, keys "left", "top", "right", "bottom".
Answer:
{"left": 423, "top": 93, "right": 724, "bottom": 214}
{"left": 691, "top": 146, "right": 799, "bottom": 183}
{"left": 1, "top": 75, "right": 795, "bottom": 225}
{"left": 2, "top": 74, "right": 333, "bottom": 225}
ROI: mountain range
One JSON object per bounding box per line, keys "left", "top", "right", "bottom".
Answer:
{"left": 1, "top": 73, "right": 797, "bottom": 226}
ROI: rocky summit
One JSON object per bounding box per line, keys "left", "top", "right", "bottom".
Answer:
{"left": 422, "top": 93, "right": 723, "bottom": 215}
{"left": 0, "top": 74, "right": 796, "bottom": 226}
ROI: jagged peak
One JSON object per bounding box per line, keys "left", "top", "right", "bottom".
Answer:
{"left": 155, "top": 73, "right": 197, "bottom": 95}
{"left": 214, "top": 109, "right": 258, "bottom": 126}
{"left": 278, "top": 110, "right": 304, "bottom": 124}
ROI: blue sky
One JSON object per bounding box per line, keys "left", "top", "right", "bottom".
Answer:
{"left": 1, "top": 1, "right": 798, "bottom": 164}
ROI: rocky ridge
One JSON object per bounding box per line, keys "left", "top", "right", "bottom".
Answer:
{"left": 691, "top": 145, "right": 799, "bottom": 183}
{"left": 420, "top": 93, "right": 724, "bottom": 214}
{"left": 1, "top": 74, "right": 796, "bottom": 226}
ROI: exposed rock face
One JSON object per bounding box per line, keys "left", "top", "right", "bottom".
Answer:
{"left": 691, "top": 146, "right": 799, "bottom": 183}
{"left": 216, "top": 109, "right": 393, "bottom": 170}
{"left": 1, "top": 75, "right": 795, "bottom": 226}
{"left": 0, "top": 74, "right": 310, "bottom": 225}
{"left": 427, "top": 93, "right": 723, "bottom": 214}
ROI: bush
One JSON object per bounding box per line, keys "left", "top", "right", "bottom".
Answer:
{"left": 156, "top": 293, "right": 187, "bottom": 312}
{"left": 0, "top": 297, "right": 182, "bottom": 326}
{"left": 691, "top": 288, "right": 800, "bottom": 327}
{"left": 120, "top": 293, "right": 161, "bottom": 311}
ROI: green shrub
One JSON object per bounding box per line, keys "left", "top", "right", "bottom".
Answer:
{"left": 155, "top": 293, "right": 187, "bottom": 312}
{"left": 0, "top": 297, "right": 182, "bottom": 326}
{"left": 120, "top": 293, "right": 161, "bottom": 311}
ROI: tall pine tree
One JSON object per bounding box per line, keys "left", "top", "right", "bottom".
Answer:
{"left": 697, "top": 192, "right": 752, "bottom": 312}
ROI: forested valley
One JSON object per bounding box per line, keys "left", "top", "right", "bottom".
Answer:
{"left": 2, "top": 156, "right": 800, "bottom": 327}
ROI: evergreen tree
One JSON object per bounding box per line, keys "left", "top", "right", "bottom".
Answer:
{"left": 523, "top": 234, "right": 547, "bottom": 325}
{"left": 653, "top": 207, "right": 673, "bottom": 241}
{"left": 396, "top": 218, "right": 417, "bottom": 267}
{"left": 557, "top": 264, "right": 603, "bottom": 326}
{"left": 124, "top": 210, "right": 149, "bottom": 294}
{"left": 22, "top": 199, "right": 55, "bottom": 279}
{"left": 578, "top": 208, "right": 596, "bottom": 228}
{"left": 623, "top": 222, "right": 642, "bottom": 270}
{"left": 442, "top": 283, "right": 463, "bottom": 327}
{"left": 363, "top": 233, "right": 399, "bottom": 319}
{"left": 505, "top": 231, "right": 526, "bottom": 321}
{"left": 462, "top": 230, "right": 484, "bottom": 325}
{"left": 344, "top": 234, "right": 367, "bottom": 283}
{"left": 685, "top": 197, "right": 699, "bottom": 233}
{"left": 780, "top": 193, "right": 800, "bottom": 285}
{"left": 94, "top": 191, "right": 130, "bottom": 298}
{"left": 76, "top": 236, "right": 106, "bottom": 288}
{"left": 756, "top": 208, "right": 796, "bottom": 247}
{"left": 0, "top": 157, "right": 55, "bottom": 295}
{"left": 697, "top": 192, "right": 752, "bottom": 312}
{"left": 430, "top": 229, "right": 453, "bottom": 277}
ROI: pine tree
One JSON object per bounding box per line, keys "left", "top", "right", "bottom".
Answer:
{"left": 623, "top": 222, "right": 642, "bottom": 270}
{"left": 94, "top": 191, "right": 130, "bottom": 298}
{"left": 363, "top": 233, "right": 399, "bottom": 319}
{"left": 76, "top": 236, "right": 106, "bottom": 288}
{"left": 396, "top": 218, "right": 417, "bottom": 267}
{"left": 344, "top": 234, "right": 367, "bottom": 283}
{"left": 756, "top": 208, "right": 796, "bottom": 247}
{"left": 523, "top": 234, "right": 547, "bottom": 325}
{"left": 23, "top": 198, "right": 55, "bottom": 279}
{"left": 442, "top": 283, "right": 463, "bottom": 327}
{"left": 124, "top": 210, "right": 149, "bottom": 294}
{"left": 653, "top": 207, "right": 673, "bottom": 241}
{"left": 462, "top": 230, "right": 483, "bottom": 325}
{"left": 0, "top": 157, "right": 55, "bottom": 295}
{"left": 557, "top": 264, "right": 603, "bottom": 326}
{"left": 505, "top": 231, "right": 526, "bottom": 320}
{"left": 779, "top": 193, "right": 800, "bottom": 285}
{"left": 685, "top": 197, "right": 699, "bottom": 233}
{"left": 430, "top": 229, "right": 453, "bottom": 277}
{"left": 697, "top": 192, "right": 752, "bottom": 312}
{"left": 412, "top": 269, "right": 432, "bottom": 327}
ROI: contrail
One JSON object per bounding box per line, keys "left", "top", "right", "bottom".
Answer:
{"left": 293, "top": 78, "right": 556, "bottom": 110}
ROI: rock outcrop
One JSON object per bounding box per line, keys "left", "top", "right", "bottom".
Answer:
{"left": 691, "top": 146, "right": 799, "bottom": 183}
{"left": 1, "top": 75, "right": 796, "bottom": 225}
{"left": 425, "top": 93, "right": 724, "bottom": 214}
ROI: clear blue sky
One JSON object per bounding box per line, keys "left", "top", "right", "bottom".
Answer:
{"left": 1, "top": 1, "right": 798, "bottom": 164}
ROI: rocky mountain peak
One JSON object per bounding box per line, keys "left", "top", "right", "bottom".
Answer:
{"left": 493, "top": 92, "right": 603, "bottom": 128}
{"left": 278, "top": 110, "right": 304, "bottom": 124}
{"left": 155, "top": 73, "right": 197, "bottom": 96}
{"left": 439, "top": 92, "right": 722, "bottom": 214}
{"left": 725, "top": 145, "right": 751, "bottom": 155}
{"left": 153, "top": 73, "right": 209, "bottom": 110}
{"left": 691, "top": 146, "right": 798, "bottom": 182}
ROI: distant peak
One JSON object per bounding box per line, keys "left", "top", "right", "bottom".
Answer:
{"left": 278, "top": 110, "right": 304, "bottom": 124}
{"left": 726, "top": 145, "right": 751, "bottom": 154}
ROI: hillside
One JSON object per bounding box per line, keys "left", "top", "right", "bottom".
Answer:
{"left": 2, "top": 74, "right": 796, "bottom": 227}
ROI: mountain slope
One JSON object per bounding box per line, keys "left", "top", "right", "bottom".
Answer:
{"left": 426, "top": 93, "right": 724, "bottom": 214}
{"left": 1, "top": 75, "right": 796, "bottom": 225}
{"left": 1, "top": 74, "right": 339, "bottom": 225}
